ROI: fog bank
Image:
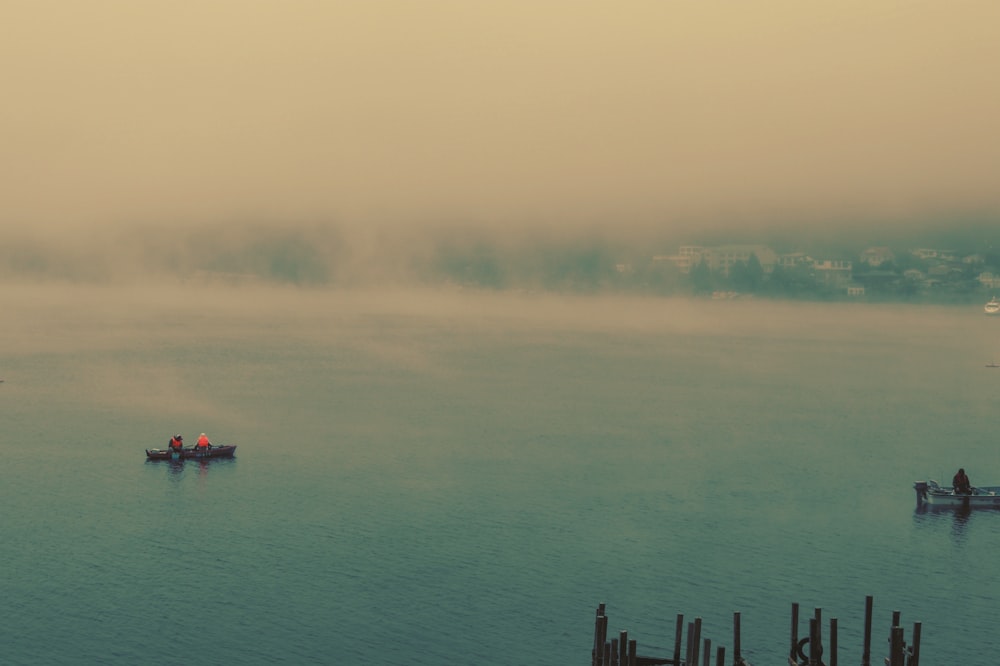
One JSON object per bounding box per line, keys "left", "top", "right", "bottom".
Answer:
{"left": 3, "top": 1, "right": 999, "bottom": 235}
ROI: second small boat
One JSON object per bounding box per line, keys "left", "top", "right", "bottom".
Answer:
{"left": 914, "top": 479, "right": 1000, "bottom": 508}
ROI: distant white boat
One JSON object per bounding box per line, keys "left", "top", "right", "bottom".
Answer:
{"left": 985, "top": 296, "right": 1000, "bottom": 315}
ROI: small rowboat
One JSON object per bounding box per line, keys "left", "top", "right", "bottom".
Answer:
{"left": 914, "top": 479, "right": 1000, "bottom": 508}
{"left": 145, "top": 445, "right": 237, "bottom": 461}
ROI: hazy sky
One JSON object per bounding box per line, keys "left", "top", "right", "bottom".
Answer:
{"left": 3, "top": 1, "right": 999, "bottom": 236}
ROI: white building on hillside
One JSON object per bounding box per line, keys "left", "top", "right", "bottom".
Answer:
{"left": 692, "top": 244, "right": 778, "bottom": 276}
{"left": 860, "top": 247, "right": 895, "bottom": 267}
{"left": 660, "top": 246, "right": 704, "bottom": 274}
{"left": 813, "top": 259, "right": 853, "bottom": 285}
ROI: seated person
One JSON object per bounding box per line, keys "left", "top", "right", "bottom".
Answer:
{"left": 953, "top": 468, "right": 972, "bottom": 495}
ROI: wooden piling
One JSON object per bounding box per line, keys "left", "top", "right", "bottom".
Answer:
{"left": 807, "top": 617, "right": 817, "bottom": 665}
{"left": 589, "top": 597, "right": 920, "bottom": 666}
{"left": 593, "top": 605, "right": 606, "bottom": 666}
{"left": 790, "top": 602, "right": 800, "bottom": 663}
{"left": 732, "top": 612, "right": 742, "bottom": 664}
{"left": 672, "top": 614, "right": 683, "bottom": 666}
{"left": 600, "top": 616, "right": 609, "bottom": 664}
{"left": 691, "top": 617, "right": 702, "bottom": 666}
{"left": 889, "top": 626, "right": 904, "bottom": 666}
{"left": 812, "top": 607, "right": 824, "bottom": 665}
{"left": 829, "top": 617, "right": 837, "bottom": 666}
{"left": 909, "top": 621, "right": 921, "bottom": 666}
{"left": 685, "top": 621, "right": 694, "bottom": 666}
{"left": 862, "top": 594, "right": 873, "bottom": 666}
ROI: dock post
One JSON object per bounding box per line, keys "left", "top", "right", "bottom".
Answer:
{"left": 600, "top": 616, "right": 609, "bottom": 665}
{"left": 890, "top": 610, "right": 902, "bottom": 666}
{"left": 807, "top": 617, "right": 817, "bottom": 665}
{"left": 702, "top": 637, "right": 710, "bottom": 666}
{"left": 829, "top": 617, "right": 837, "bottom": 666}
{"left": 619, "top": 630, "right": 628, "bottom": 666}
{"left": 691, "top": 617, "right": 702, "bottom": 666}
{"left": 628, "top": 639, "right": 637, "bottom": 666}
{"left": 812, "top": 607, "right": 822, "bottom": 665}
{"left": 909, "top": 622, "right": 921, "bottom": 666}
{"left": 889, "top": 626, "right": 904, "bottom": 666}
{"left": 602, "top": 616, "right": 610, "bottom": 664}
{"left": 673, "top": 614, "right": 683, "bottom": 666}
{"left": 610, "top": 637, "right": 619, "bottom": 666}
{"left": 790, "top": 602, "right": 800, "bottom": 663}
{"left": 685, "top": 622, "right": 694, "bottom": 666}
{"left": 715, "top": 645, "right": 724, "bottom": 666}
{"left": 862, "top": 595, "right": 873, "bottom": 666}
{"left": 733, "top": 611, "right": 742, "bottom": 665}
{"left": 594, "top": 605, "right": 606, "bottom": 666}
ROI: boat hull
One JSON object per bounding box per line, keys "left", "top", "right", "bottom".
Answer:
{"left": 915, "top": 480, "right": 1000, "bottom": 508}
{"left": 145, "top": 445, "right": 237, "bottom": 461}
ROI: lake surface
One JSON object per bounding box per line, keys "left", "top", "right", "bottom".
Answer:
{"left": 2, "top": 284, "right": 998, "bottom": 664}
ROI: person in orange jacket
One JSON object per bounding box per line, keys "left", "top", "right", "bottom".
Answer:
{"left": 168, "top": 434, "right": 184, "bottom": 452}
{"left": 196, "top": 433, "right": 211, "bottom": 450}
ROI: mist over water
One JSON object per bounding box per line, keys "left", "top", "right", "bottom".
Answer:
{"left": 7, "top": 3, "right": 1000, "bottom": 660}
{"left": 3, "top": 284, "right": 999, "bottom": 664}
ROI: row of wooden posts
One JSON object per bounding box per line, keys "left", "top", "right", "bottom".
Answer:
{"left": 591, "top": 595, "right": 921, "bottom": 666}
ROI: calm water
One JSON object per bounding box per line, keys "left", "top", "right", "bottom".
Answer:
{"left": 2, "top": 284, "right": 999, "bottom": 665}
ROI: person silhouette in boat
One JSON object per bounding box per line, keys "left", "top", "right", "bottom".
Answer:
{"left": 168, "top": 434, "right": 184, "bottom": 453}
{"left": 195, "top": 432, "right": 212, "bottom": 452}
{"left": 953, "top": 468, "right": 972, "bottom": 495}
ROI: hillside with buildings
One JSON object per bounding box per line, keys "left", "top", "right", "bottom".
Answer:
{"left": 3, "top": 221, "right": 1000, "bottom": 304}
{"left": 427, "top": 232, "right": 1000, "bottom": 304}
{"left": 640, "top": 243, "right": 1000, "bottom": 302}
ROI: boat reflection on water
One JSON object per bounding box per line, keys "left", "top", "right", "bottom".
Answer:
{"left": 950, "top": 505, "right": 973, "bottom": 539}
{"left": 146, "top": 454, "right": 236, "bottom": 480}
{"left": 145, "top": 443, "right": 237, "bottom": 483}
{"left": 953, "top": 506, "right": 972, "bottom": 531}
{"left": 914, "top": 501, "right": 976, "bottom": 542}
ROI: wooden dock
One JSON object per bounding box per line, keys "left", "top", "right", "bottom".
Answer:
{"left": 591, "top": 595, "right": 921, "bottom": 666}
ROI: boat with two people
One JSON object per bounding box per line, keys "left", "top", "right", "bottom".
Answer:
{"left": 145, "top": 444, "right": 237, "bottom": 461}
{"left": 985, "top": 296, "right": 1000, "bottom": 315}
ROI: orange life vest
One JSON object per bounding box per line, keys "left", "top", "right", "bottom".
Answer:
{"left": 196, "top": 434, "right": 210, "bottom": 448}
